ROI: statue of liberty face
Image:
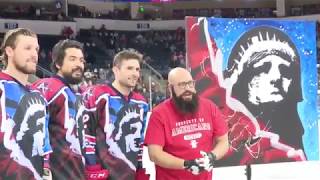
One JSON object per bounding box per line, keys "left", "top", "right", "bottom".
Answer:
{"left": 247, "top": 54, "right": 293, "bottom": 105}
{"left": 108, "top": 105, "right": 143, "bottom": 170}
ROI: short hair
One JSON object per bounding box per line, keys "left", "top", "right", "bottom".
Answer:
{"left": 0, "top": 28, "right": 37, "bottom": 67}
{"left": 113, "top": 49, "right": 143, "bottom": 68}
{"left": 50, "top": 39, "right": 84, "bottom": 73}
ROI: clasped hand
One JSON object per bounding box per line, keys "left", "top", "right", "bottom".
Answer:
{"left": 184, "top": 151, "right": 216, "bottom": 175}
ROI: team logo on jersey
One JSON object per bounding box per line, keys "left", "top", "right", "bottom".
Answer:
{"left": 65, "top": 94, "right": 85, "bottom": 156}
{"left": 106, "top": 105, "right": 143, "bottom": 171}
{"left": 36, "top": 82, "right": 49, "bottom": 94}
{"left": 75, "top": 96, "right": 86, "bottom": 151}
{"left": 82, "top": 88, "right": 93, "bottom": 104}
{"left": 1, "top": 91, "right": 47, "bottom": 180}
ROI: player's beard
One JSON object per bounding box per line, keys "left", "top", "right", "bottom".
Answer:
{"left": 13, "top": 59, "right": 37, "bottom": 74}
{"left": 63, "top": 67, "right": 84, "bottom": 84}
{"left": 171, "top": 87, "right": 199, "bottom": 114}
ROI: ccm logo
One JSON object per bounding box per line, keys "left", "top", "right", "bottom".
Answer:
{"left": 88, "top": 173, "right": 107, "bottom": 178}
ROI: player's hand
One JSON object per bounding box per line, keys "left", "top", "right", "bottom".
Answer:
{"left": 42, "top": 168, "right": 52, "bottom": 180}
{"left": 197, "top": 151, "right": 216, "bottom": 172}
{"left": 183, "top": 159, "right": 204, "bottom": 175}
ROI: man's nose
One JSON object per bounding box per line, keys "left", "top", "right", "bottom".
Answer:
{"left": 133, "top": 70, "right": 140, "bottom": 77}
{"left": 75, "top": 59, "right": 85, "bottom": 68}
{"left": 32, "top": 50, "right": 38, "bottom": 58}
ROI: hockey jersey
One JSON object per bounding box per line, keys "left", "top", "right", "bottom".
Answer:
{"left": 83, "top": 84, "right": 149, "bottom": 180}
{"left": 0, "top": 72, "right": 51, "bottom": 180}
{"left": 32, "top": 76, "right": 86, "bottom": 180}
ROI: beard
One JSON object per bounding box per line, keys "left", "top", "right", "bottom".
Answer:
{"left": 14, "top": 59, "right": 37, "bottom": 74}
{"left": 62, "top": 67, "right": 84, "bottom": 84}
{"left": 172, "top": 87, "right": 199, "bottom": 114}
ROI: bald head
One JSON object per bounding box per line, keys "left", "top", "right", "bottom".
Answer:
{"left": 168, "top": 67, "right": 198, "bottom": 113}
{"left": 168, "top": 67, "right": 193, "bottom": 85}
{"left": 168, "top": 67, "right": 196, "bottom": 99}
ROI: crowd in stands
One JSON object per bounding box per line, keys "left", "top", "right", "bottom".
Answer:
{"left": 1, "top": 1, "right": 320, "bottom": 21}
{"left": 68, "top": 24, "right": 185, "bottom": 73}
{"left": 0, "top": 2, "right": 72, "bottom": 21}
{"left": 69, "top": 5, "right": 131, "bottom": 20}
{"left": 68, "top": 3, "right": 320, "bottom": 20}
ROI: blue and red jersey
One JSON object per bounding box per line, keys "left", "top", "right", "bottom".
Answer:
{"left": 32, "top": 76, "right": 86, "bottom": 180}
{"left": 82, "top": 84, "right": 149, "bottom": 180}
{"left": 0, "top": 72, "right": 51, "bottom": 180}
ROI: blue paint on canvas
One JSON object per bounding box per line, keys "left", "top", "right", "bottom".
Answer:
{"left": 206, "top": 18, "right": 318, "bottom": 160}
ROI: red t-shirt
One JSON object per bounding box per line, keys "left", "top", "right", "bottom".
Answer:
{"left": 144, "top": 97, "right": 228, "bottom": 180}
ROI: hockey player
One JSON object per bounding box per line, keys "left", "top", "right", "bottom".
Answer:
{"left": 82, "top": 49, "right": 149, "bottom": 180}
{"left": 0, "top": 28, "right": 51, "bottom": 180}
{"left": 32, "top": 39, "right": 108, "bottom": 179}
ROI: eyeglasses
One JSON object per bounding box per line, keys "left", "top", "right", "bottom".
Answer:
{"left": 173, "top": 80, "right": 196, "bottom": 89}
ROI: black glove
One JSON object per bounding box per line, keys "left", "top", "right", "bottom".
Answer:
{"left": 198, "top": 151, "right": 216, "bottom": 171}
{"left": 183, "top": 159, "right": 205, "bottom": 175}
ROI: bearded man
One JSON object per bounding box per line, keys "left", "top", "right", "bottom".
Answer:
{"left": 144, "top": 67, "right": 229, "bottom": 180}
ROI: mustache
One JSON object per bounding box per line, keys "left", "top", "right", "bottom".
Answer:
{"left": 71, "top": 67, "right": 84, "bottom": 73}
{"left": 181, "top": 91, "right": 194, "bottom": 96}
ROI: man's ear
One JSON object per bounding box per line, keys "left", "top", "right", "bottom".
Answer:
{"left": 112, "top": 65, "right": 119, "bottom": 77}
{"left": 112, "top": 66, "right": 116, "bottom": 73}
{"left": 4, "top": 46, "right": 14, "bottom": 59}
{"left": 55, "top": 63, "right": 61, "bottom": 71}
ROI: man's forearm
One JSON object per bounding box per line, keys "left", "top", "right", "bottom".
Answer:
{"left": 211, "top": 134, "right": 229, "bottom": 160}
{"left": 148, "top": 145, "right": 185, "bottom": 169}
